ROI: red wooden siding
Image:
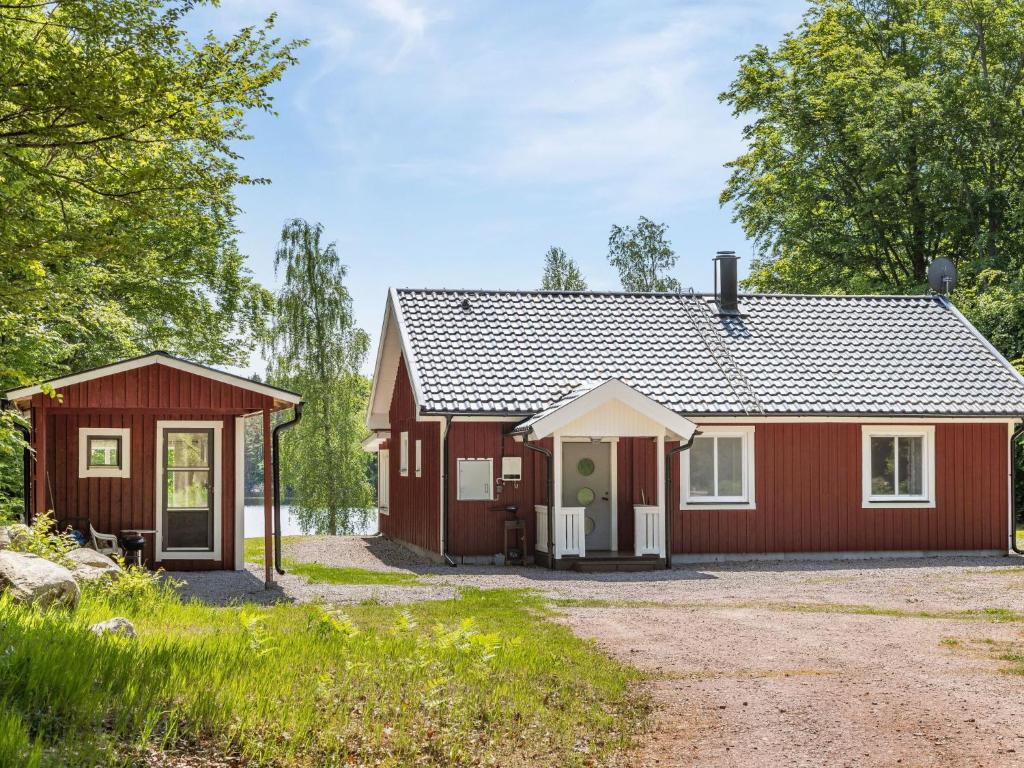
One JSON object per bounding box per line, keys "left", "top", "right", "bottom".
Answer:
{"left": 670, "top": 422, "right": 1009, "bottom": 555}
{"left": 446, "top": 423, "right": 550, "bottom": 556}
{"left": 27, "top": 361, "right": 279, "bottom": 570}
{"left": 379, "top": 356, "right": 440, "bottom": 553}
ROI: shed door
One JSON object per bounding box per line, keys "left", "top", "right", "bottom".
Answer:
{"left": 163, "top": 429, "right": 215, "bottom": 551}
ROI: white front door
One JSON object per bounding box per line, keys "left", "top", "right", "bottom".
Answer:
{"left": 562, "top": 441, "right": 613, "bottom": 551}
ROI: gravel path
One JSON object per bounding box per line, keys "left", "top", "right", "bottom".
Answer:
{"left": 171, "top": 535, "right": 1024, "bottom": 612}
{"left": 170, "top": 536, "right": 1024, "bottom": 766}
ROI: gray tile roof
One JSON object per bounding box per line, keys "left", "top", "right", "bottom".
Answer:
{"left": 394, "top": 289, "right": 1024, "bottom": 417}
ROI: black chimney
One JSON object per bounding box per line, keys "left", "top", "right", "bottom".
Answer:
{"left": 714, "top": 250, "right": 739, "bottom": 314}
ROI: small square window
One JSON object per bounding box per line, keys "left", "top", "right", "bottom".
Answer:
{"left": 79, "top": 427, "right": 131, "bottom": 478}
{"left": 87, "top": 436, "right": 121, "bottom": 468}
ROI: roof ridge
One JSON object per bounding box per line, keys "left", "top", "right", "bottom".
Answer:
{"left": 393, "top": 287, "right": 943, "bottom": 301}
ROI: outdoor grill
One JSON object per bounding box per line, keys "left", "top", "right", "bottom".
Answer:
{"left": 120, "top": 533, "right": 146, "bottom": 567}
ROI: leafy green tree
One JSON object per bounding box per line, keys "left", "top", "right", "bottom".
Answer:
{"left": 607, "top": 217, "right": 681, "bottom": 292}
{"left": 264, "top": 219, "right": 373, "bottom": 535}
{"left": 721, "top": 0, "right": 1024, "bottom": 369}
{"left": 541, "top": 246, "right": 587, "bottom": 290}
{"left": 0, "top": 0, "right": 302, "bottom": 513}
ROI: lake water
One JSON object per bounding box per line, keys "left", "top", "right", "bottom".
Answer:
{"left": 243, "top": 505, "right": 378, "bottom": 537}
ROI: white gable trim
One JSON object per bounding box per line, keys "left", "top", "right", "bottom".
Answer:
{"left": 522, "top": 379, "right": 697, "bottom": 441}
{"left": 366, "top": 289, "right": 427, "bottom": 430}
{"left": 5, "top": 353, "right": 301, "bottom": 405}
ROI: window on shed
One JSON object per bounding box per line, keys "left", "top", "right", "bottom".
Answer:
{"left": 399, "top": 432, "right": 409, "bottom": 476}
{"left": 457, "top": 459, "right": 493, "bottom": 501}
{"left": 78, "top": 427, "right": 131, "bottom": 478}
{"left": 415, "top": 439, "right": 422, "bottom": 478}
{"left": 88, "top": 436, "right": 121, "bottom": 468}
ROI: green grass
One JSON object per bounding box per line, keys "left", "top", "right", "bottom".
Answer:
{"left": 0, "top": 580, "right": 646, "bottom": 767}
{"left": 244, "top": 536, "right": 422, "bottom": 586}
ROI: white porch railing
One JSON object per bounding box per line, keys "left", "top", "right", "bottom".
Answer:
{"left": 556, "top": 506, "right": 586, "bottom": 557}
{"left": 634, "top": 504, "right": 663, "bottom": 557}
{"left": 535, "top": 505, "right": 585, "bottom": 557}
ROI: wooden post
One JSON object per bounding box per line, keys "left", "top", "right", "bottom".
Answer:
{"left": 34, "top": 402, "right": 47, "bottom": 522}
{"left": 263, "top": 406, "right": 273, "bottom": 588}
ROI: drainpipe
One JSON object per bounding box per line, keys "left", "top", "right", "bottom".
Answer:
{"left": 272, "top": 402, "right": 304, "bottom": 575}
{"left": 664, "top": 430, "right": 700, "bottom": 569}
{"left": 1012, "top": 421, "right": 1024, "bottom": 555}
{"left": 524, "top": 437, "right": 555, "bottom": 570}
{"left": 441, "top": 415, "right": 456, "bottom": 566}
{"left": 1, "top": 400, "right": 31, "bottom": 524}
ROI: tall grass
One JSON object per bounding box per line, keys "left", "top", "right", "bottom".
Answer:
{"left": 0, "top": 580, "right": 645, "bottom": 766}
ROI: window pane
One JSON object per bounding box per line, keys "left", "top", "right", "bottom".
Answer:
{"left": 166, "top": 470, "right": 210, "bottom": 508}
{"left": 166, "top": 509, "right": 211, "bottom": 549}
{"left": 716, "top": 437, "right": 744, "bottom": 497}
{"left": 689, "top": 438, "right": 715, "bottom": 497}
{"left": 166, "top": 432, "right": 210, "bottom": 468}
{"left": 870, "top": 436, "right": 896, "bottom": 495}
{"left": 88, "top": 438, "right": 119, "bottom": 467}
{"left": 897, "top": 436, "right": 924, "bottom": 496}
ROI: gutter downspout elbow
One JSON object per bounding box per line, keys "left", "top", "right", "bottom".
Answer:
{"left": 665, "top": 430, "right": 700, "bottom": 570}
{"left": 1012, "top": 421, "right": 1024, "bottom": 556}
{"left": 524, "top": 437, "right": 554, "bottom": 570}
{"left": 441, "top": 415, "right": 456, "bottom": 567}
{"left": 272, "top": 402, "right": 304, "bottom": 575}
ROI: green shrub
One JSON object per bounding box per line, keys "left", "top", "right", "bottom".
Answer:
{"left": 6, "top": 511, "right": 78, "bottom": 565}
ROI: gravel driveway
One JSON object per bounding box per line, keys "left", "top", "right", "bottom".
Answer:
{"left": 171, "top": 536, "right": 1024, "bottom": 766}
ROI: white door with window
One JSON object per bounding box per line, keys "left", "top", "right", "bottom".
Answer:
{"left": 156, "top": 420, "right": 222, "bottom": 561}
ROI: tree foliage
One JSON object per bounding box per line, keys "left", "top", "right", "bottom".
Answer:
{"left": 0, "top": 0, "right": 302, "bottom": 514}
{"left": 540, "top": 246, "right": 587, "bottom": 290}
{"left": 721, "top": 0, "right": 1024, "bottom": 368}
{"left": 607, "top": 217, "right": 680, "bottom": 292}
{"left": 264, "top": 219, "right": 373, "bottom": 536}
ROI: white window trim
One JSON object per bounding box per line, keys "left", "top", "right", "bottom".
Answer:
{"left": 415, "top": 439, "right": 422, "bottom": 478}
{"left": 78, "top": 427, "right": 131, "bottom": 479}
{"left": 681, "top": 426, "right": 756, "bottom": 510}
{"left": 155, "top": 420, "right": 222, "bottom": 561}
{"left": 378, "top": 448, "right": 390, "bottom": 515}
{"left": 861, "top": 425, "right": 935, "bottom": 509}
{"left": 457, "top": 458, "right": 494, "bottom": 501}
{"left": 399, "top": 431, "right": 409, "bottom": 477}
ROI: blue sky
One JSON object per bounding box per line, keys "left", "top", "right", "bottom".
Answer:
{"left": 187, "top": 0, "right": 807, "bottom": 373}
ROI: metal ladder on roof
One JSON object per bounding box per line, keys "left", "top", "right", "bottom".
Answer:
{"left": 680, "top": 293, "right": 765, "bottom": 416}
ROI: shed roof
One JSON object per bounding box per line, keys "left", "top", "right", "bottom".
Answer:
{"left": 5, "top": 351, "right": 301, "bottom": 408}
{"left": 384, "top": 289, "right": 1024, "bottom": 418}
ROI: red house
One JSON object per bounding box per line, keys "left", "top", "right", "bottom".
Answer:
{"left": 365, "top": 254, "right": 1024, "bottom": 569}
{"left": 4, "top": 353, "right": 302, "bottom": 582}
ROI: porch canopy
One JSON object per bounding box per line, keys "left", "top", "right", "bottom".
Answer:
{"left": 512, "top": 378, "right": 697, "bottom": 563}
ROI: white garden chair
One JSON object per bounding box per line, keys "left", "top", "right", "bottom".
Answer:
{"left": 89, "top": 524, "right": 122, "bottom": 558}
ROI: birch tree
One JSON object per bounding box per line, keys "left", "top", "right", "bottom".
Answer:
{"left": 265, "top": 219, "right": 373, "bottom": 535}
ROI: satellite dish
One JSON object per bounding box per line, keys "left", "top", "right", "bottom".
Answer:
{"left": 927, "top": 258, "right": 958, "bottom": 295}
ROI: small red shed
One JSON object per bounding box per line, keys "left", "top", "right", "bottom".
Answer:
{"left": 4, "top": 352, "right": 302, "bottom": 581}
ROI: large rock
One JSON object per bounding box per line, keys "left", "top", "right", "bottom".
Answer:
{"left": 90, "top": 617, "right": 136, "bottom": 639}
{"left": 66, "top": 547, "right": 121, "bottom": 583}
{"left": 0, "top": 551, "right": 79, "bottom": 609}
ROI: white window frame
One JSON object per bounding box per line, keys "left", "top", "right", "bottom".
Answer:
{"left": 378, "top": 448, "right": 390, "bottom": 515}
{"left": 681, "top": 426, "right": 756, "bottom": 509}
{"left": 155, "top": 420, "right": 222, "bottom": 561}
{"left": 415, "top": 439, "right": 422, "bottom": 478}
{"left": 399, "top": 431, "right": 409, "bottom": 477}
{"left": 861, "top": 425, "right": 935, "bottom": 508}
{"left": 78, "top": 427, "right": 131, "bottom": 479}
{"left": 457, "top": 458, "right": 493, "bottom": 501}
